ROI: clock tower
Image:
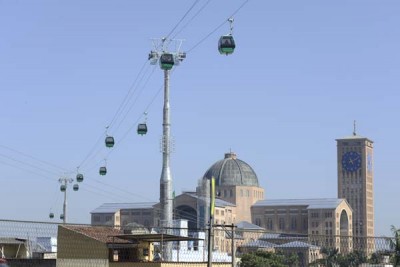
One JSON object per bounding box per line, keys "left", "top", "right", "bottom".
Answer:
{"left": 336, "top": 126, "right": 374, "bottom": 251}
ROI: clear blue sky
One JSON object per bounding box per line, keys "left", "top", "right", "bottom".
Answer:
{"left": 0, "top": 1, "right": 399, "bottom": 236}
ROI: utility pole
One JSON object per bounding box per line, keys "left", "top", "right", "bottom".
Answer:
{"left": 208, "top": 177, "right": 215, "bottom": 267}
{"left": 149, "top": 38, "right": 186, "bottom": 261}
{"left": 58, "top": 177, "right": 74, "bottom": 224}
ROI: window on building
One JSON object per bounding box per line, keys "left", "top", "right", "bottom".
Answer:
{"left": 255, "top": 218, "right": 261, "bottom": 226}
{"left": 230, "top": 189, "right": 233, "bottom": 198}
{"left": 267, "top": 218, "right": 273, "bottom": 230}
{"left": 93, "top": 215, "right": 100, "bottom": 222}
{"left": 291, "top": 218, "right": 297, "bottom": 230}
{"left": 311, "top": 212, "right": 319, "bottom": 218}
{"left": 279, "top": 218, "right": 285, "bottom": 230}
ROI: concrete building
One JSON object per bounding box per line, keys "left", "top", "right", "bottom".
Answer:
{"left": 251, "top": 198, "right": 353, "bottom": 252}
{"left": 91, "top": 202, "right": 157, "bottom": 228}
{"left": 336, "top": 132, "right": 375, "bottom": 252}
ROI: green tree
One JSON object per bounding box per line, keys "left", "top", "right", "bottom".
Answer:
{"left": 309, "top": 247, "right": 339, "bottom": 267}
{"left": 390, "top": 225, "right": 400, "bottom": 266}
{"left": 336, "top": 250, "right": 366, "bottom": 267}
{"left": 239, "top": 251, "right": 295, "bottom": 267}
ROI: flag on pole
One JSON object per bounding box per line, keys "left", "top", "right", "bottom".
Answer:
{"left": 211, "top": 176, "right": 215, "bottom": 217}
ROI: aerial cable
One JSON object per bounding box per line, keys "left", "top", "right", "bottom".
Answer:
{"left": 165, "top": 0, "right": 201, "bottom": 40}
{"left": 116, "top": 82, "right": 163, "bottom": 147}
{"left": 171, "top": 0, "right": 213, "bottom": 40}
{"left": 80, "top": 187, "right": 126, "bottom": 202}
{"left": 0, "top": 144, "right": 70, "bottom": 173}
{"left": 107, "top": 62, "right": 152, "bottom": 132}
{"left": 87, "top": 70, "right": 168, "bottom": 166}
{"left": 0, "top": 159, "right": 57, "bottom": 183}
{"left": 187, "top": 0, "right": 250, "bottom": 53}
{"left": 78, "top": 131, "right": 104, "bottom": 170}
{"left": 77, "top": 61, "right": 151, "bottom": 171}
{"left": 112, "top": 64, "right": 157, "bottom": 134}
{"left": 0, "top": 152, "right": 62, "bottom": 177}
{"left": 107, "top": 59, "right": 149, "bottom": 130}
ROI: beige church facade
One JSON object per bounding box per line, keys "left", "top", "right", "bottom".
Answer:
{"left": 91, "top": 135, "right": 374, "bottom": 254}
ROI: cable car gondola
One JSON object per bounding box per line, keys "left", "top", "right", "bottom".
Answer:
{"left": 49, "top": 213, "right": 54, "bottom": 219}
{"left": 218, "top": 18, "right": 236, "bottom": 55}
{"left": 218, "top": 35, "right": 236, "bottom": 55}
{"left": 73, "top": 184, "right": 79, "bottom": 191}
{"left": 99, "top": 166, "right": 107, "bottom": 176}
{"left": 160, "top": 53, "right": 174, "bottom": 70}
{"left": 76, "top": 173, "right": 84, "bottom": 183}
{"left": 60, "top": 185, "right": 66, "bottom": 192}
{"left": 105, "top": 136, "right": 115, "bottom": 148}
{"left": 137, "top": 123, "right": 148, "bottom": 135}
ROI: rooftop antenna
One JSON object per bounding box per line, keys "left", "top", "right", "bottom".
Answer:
{"left": 353, "top": 120, "right": 357, "bottom": 136}
{"left": 148, "top": 37, "right": 186, "bottom": 261}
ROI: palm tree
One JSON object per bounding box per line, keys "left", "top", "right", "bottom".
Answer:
{"left": 309, "top": 247, "right": 339, "bottom": 267}
{"left": 390, "top": 225, "right": 400, "bottom": 266}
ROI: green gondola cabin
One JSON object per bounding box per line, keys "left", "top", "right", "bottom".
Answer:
{"left": 76, "top": 173, "right": 84, "bottom": 183}
{"left": 99, "top": 166, "right": 107, "bottom": 176}
{"left": 160, "top": 53, "right": 174, "bottom": 70}
{"left": 218, "top": 35, "right": 236, "bottom": 55}
{"left": 105, "top": 136, "right": 115, "bottom": 148}
{"left": 137, "top": 123, "right": 148, "bottom": 135}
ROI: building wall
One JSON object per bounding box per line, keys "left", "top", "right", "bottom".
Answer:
{"left": 57, "top": 259, "right": 108, "bottom": 267}
{"left": 231, "top": 185, "right": 264, "bottom": 223}
{"left": 91, "top": 213, "right": 115, "bottom": 226}
{"left": 57, "top": 227, "right": 108, "bottom": 260}
{"left": 119, "top": 208, "right": 155, "bottom": 228}
{"left": 337, "top": 137, "right": 374, "bottom": 238}
{"left": 0, "top": 243, "right": 28, "bottom": 259}
{"left": 250, "top": 200, "right": 353, "bottom": 248}
{"left": 251, "top": 205, "right": 309, "bottom": 234}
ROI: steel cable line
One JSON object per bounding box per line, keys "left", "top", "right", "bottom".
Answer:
{"left": 78, "top": 132, "right": 105, "bottom": 171}
{"left": 112, "top": 64, "right": 157, "bottom": 134}
{"left": 0, "top": 144, "right": 70, "bottom": 173}
{"left": 187, "top": 0, "right": 250, "bottom": 53}
{"left": 82, "top": 71, "right": 167, "bottom": 173}
{"left": 171, "top": 0, "right": 213, "bottom": 40}
{"left": 107, "top": 59, "right": 149, "bottom": 131}
{"left": 165, "top": 0, "right": 201, "bottom": 40}
{"left": 77, "top": 63, "right": 152, "bottom": 171}
{"left": 0, "top": 152, "right": 63, "bottom": 178}
{"left": 0, "top": 159, "right": 57, "bottom": 183}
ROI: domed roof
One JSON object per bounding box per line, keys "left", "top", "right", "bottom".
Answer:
{"left": 203, "top": 152, "right": 259, "bottom": 187}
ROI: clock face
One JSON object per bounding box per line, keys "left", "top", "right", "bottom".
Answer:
{"left": 342, "top": 151, "right": 362, "bottom": 172}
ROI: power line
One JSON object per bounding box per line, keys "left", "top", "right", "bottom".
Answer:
{"left": 0, "top": 144, "right": 69, "bottom": 173}
{"left": 171, "top": 0, "right": 213, "bottom": 40}
{"left": 165, "top": 0, "right": 201, "bottom": 40}
{"left": 107, "top": 59, "right": 149, "bottom": 131}
{"left": 187, "top": 0, "right": 251, "bottom": 53}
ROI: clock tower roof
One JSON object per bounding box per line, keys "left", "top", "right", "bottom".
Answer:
{"left": 336, "top": 134, "right": 373, "bottom": 143}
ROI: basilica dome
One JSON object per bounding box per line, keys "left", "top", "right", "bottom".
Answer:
{"left": 203, "top": 152, "right": 259, "bottom": 187}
